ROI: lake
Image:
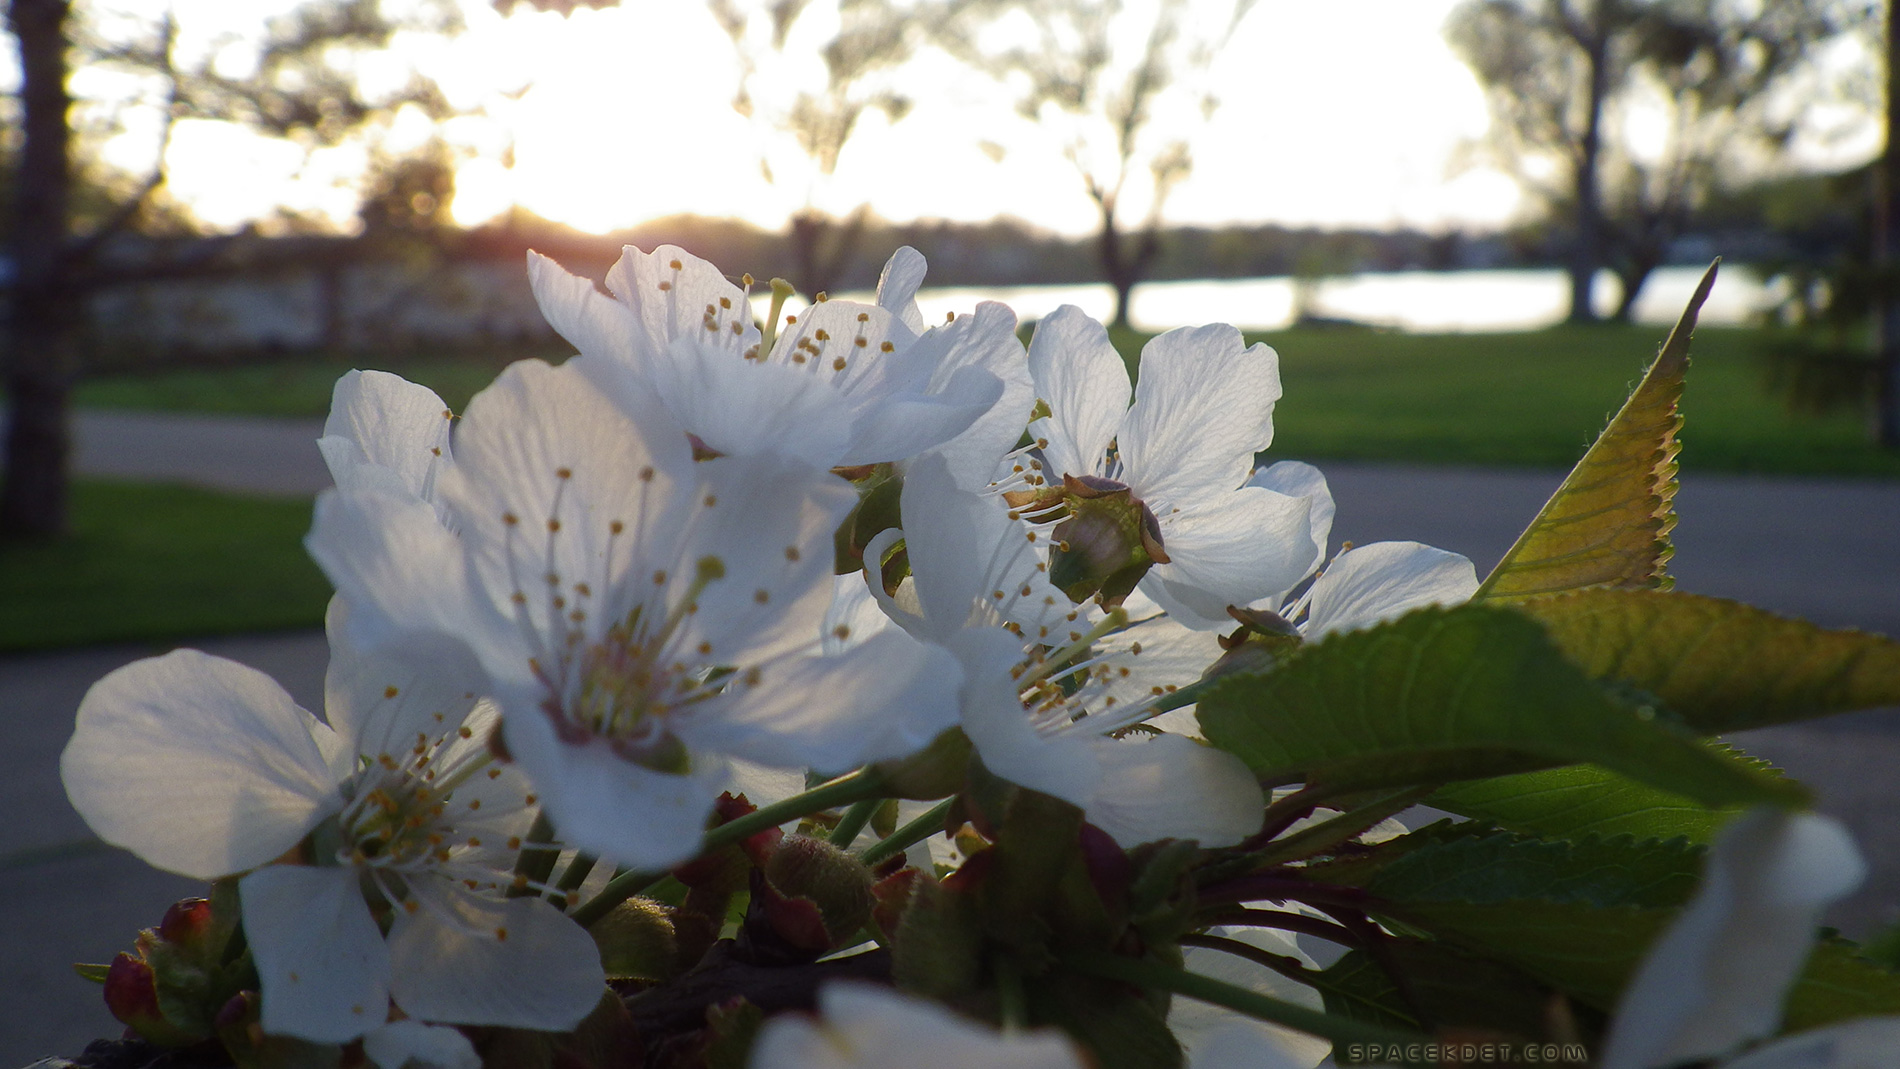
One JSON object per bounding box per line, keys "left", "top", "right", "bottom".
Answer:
{"left": 848, "top": 265, "right": 1775, "bottom": 334}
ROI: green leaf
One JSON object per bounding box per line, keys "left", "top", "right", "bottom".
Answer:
{"left": 1518, "top": 588, "right": 1900, "bottom": 733}
{"left": 1429, "top": 760, "right": 1753, "bottom": 845}
{"left": 1390, "top": 900, "right": 1662, "bottom": 1010}
{"left": 1784, "top": 939, "right": 1900, "bottom": 1031}
{"left": 1386, "top": 900, "right": 1900, "bottom": 1032}
{"left": 1475, "top": 262, "right": 1715, "bottom": 601}
{"left": 1196, "top": 604, "right": 1802, "bottom": 807}
{"left": 1363, "top": 830, "right": 1703, "bottom": 910}
{"left": 1318, "top": 941, "right": 1586, "bottom": 1043}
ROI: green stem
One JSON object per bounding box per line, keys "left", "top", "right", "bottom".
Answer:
{"left": 828, "top": 798, "right": 881, "bottom": 847}
{"left": 571, "top": 768, "right": 885, "bottom": 927}
{"left": 859, "top": 797, "right": 954, "bottom": 866}
{"left": 1062, "top": 951, "right": 1428, "bottom": 1047}
{"left": 995, "top": 956, "right": 1028, "bottom": 1033}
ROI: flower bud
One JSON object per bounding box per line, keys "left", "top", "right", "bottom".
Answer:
{"left": 104, "top": 952, "right": 203, "bottom": 1048}
{"left": 158, "top": 898, "right": 214, "bottom": 956}
{"left": 761, "top": 835, "right": 875, "bottom": 949}
{"left": 587, "top": 898, "right": 679, "bottom": 983}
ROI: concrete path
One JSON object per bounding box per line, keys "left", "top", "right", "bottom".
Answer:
{"left": 3, "top": 410, "right": 1898, "bottom": 1063}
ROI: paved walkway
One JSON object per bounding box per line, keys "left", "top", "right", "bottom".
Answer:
{"left": 3, "top": 410, "right": 1898, "bottom": 1063}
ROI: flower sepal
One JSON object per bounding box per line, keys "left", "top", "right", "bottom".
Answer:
{"left": 1204, "top": 606, "right": 1305, "bottom": 681}
{"left": 872, "top": 726, "right": 973, "bottom": 801}
{"left": 1044, "top": 475, "right": 1170, "bottom": 607}
{"left": 832, "top": 465, "right": 905, "bottom": 575}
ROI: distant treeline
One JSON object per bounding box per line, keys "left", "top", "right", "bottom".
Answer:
{"left": 487, "top": 214, "right": 1535, "bottom": 291}
{"left": 471, "top": 207, "right": 1813, "bottom": 294}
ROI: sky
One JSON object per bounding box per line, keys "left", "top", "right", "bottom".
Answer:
{"left": 77, "top": 0, "right": 1886, "bottom": 238}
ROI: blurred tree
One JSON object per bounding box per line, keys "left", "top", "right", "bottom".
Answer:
{"left": 943, "top": 0, "right": 1256, "bottom": 329}
{"left": 1447, "top": 0, "right": 1866, "bottom": 324}
{"left": 1877, "top": 0, "right": 1899, "bottom": 446}
{"left": 497, "top": 0, "right": 961, "bottom": 297}
{"left": 1, "top": 0, "right": 460, "bottom": 538}
{"left": 706, "top": 0, "right": 972, "bottom": 296}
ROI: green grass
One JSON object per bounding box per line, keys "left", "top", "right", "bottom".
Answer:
{"left": 0, "top": 480, "right": 331, "bottom": 651}
{"left": 1137, "top": 324, "right": 1900, "bottom": 478}
{"left": 75, "top": 347, "right": 565, "bottom": 419}
{"left": 75, "top": 327, "right": 1900, "bottom": 478}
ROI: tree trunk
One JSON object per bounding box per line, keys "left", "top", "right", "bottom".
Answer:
{"left": 1611, "top": 255, "right": 1659, "bottom": 324}
{"left": 1097, "top": 200, "right": 1164, "bottom": 332}
{"left": 2, "top": 0, "right": 77, "bottom": 539}
{"left": 1567, "top": 13, "right": 1609, "bottom": 325}
{"left": 787, "top": 208, "right": 866, "bottom": 299}
{"left": 1877, "top": 0, "right": 1900, "bottom": 447}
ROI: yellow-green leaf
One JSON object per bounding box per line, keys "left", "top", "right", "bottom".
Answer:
{"left": 1475, "top": 261, "right": 1717, "bottom": 602}
{"left": 1520, "top": 588, "right": 1900, "bottom": 733}
{"left": 1195, "top": 604, "right": 1802, "bottom": 808}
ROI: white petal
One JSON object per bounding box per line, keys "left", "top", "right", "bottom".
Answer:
{"left": 876, "top": 246, "right": 929, "bottom": 335}
{"left": 748, "top": 983, "right": 1088, "bottom": 1069}
{"left": 63, "top": 650, "right": 341, "bottom": 879}
{"left": 1084, "top": 733, "right": 1264, "bottom": 849}
{"left": 1721, "top": 1018, "right": 1900, "bottom": 1069}
{"left": 242, "top": 865, "right": 389, "bottom": 1043}
{"left": 1599, "top": 808, "right": 1867, "bottom": 1069}
{"left": 1246, "top": 461, "right": 1336, "bottom": 592}
{"left": 1095, "top": 611, "right": 1222, "bottom": 709}
{"left": 362, "top": 1021, "right": 481, "bottom": 1069}
{"left": 689, "top": 629, "right": 963, "bottom": 775}
{"left": 387, "top": 889, "right": 604, "bottom": 1031}
{"left": 307, "top": 483, "right": 506, "bottom": 667}
{"left": 323, "top": 596, "right": 489, "bottom": 770}
{"left": 837, "top": 363, "right": 1003, "bottom": 468}
{"left": 645, "top": 336, "right": 852, "bottom": 466}
{"left": 949, "top": 628, "right": 1102, "bottom": 808}
{"left": 901, "top": 454, "right": 1073, "bottom": 641}
{"left": 904, "top": 301, "right": 1034, "bottom": 490}
{"left": 826, "top": 571, "right": 897, "bottom": 650}
{"left": 320, "top": 370, "right": 454, "bottom": 501}
{"left": 607, "top": 243, "right": 759, "bottom": 357}
{"left": 667, "top": 451, "right": 857, "bottom": 665}
{"left": 1140, "top": 487, "right": 1317, "bottom": 631}
{"left": 1302, "top": 541, "right": 1478, "bottom": 639}
{"left": 1175, "top": 928, "right": 1330, "bottom": 1069}
{"left": 527, "top": 251, "right": 642, "bottom": 364}
{"left": 499, "top": 701, "right": 730, "bottom": 870}
{"left": 1118, "top": 326, "right": 1279, "bottom": 511}
{"left": 1025, "top": 305, "right": 1131, "bottom": 484}
{"left": 436, "top": 358, "right": 695, "bottom": 682}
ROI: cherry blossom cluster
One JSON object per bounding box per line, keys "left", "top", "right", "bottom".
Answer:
{"left": 59, "top": 244, "right": 1866, "bottom": 1069}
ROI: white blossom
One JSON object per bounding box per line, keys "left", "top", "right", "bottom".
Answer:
{"left": 307, "top": 359, "right": 962, "bottom": 870}
{"left": 60, "top": 601, "right": 605, "bottom": 1044}
{"left": 1001, "top": 305, "right": 1317, "bottom": 630}
{"left": 527, "top": 244, "right": 1019, "bottom": 470}
{"left": 865, "top": 454, "right": 1263, "bottom": 848}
